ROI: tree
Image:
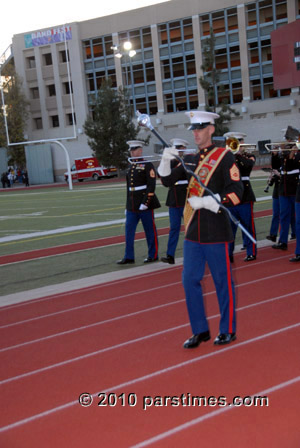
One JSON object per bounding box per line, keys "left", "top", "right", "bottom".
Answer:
{"left": 83, "top": 78, "right": 146, "bottom": 172}
{"left": 199, "top": 28, "right": 239, "bottom": 136}
{"left": 0, "top": 61, "right": 29, "bottom": 167}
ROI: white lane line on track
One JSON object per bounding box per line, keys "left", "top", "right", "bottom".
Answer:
{"left": 130, "top": 374, "right": 300, "bottom": 448}
{"left": 0, "top": 290, "right": 299, "bottom": 384}
{"left": 0, "top": 322, "right": 299, "bottom": 434}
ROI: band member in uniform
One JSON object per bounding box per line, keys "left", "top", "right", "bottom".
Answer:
{"left": 117, "top": 140, "right": 160, "bottom": 265}
{"left": 224, "top": 132, "right": 257, "bottom": 262}
{"left": 271, "top": 133, "right": 298, "bottom": 251}
{"left": 290, "top": 140, "right": 300, "bottom": 262}
{"left": 158, "top": 111, "right": 244, "bottom": 348}
{"left": 161, "top": 138, "right": 189, "bottom": 264}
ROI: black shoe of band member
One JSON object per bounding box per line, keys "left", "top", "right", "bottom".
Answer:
{"left": 289, "top": 254, "right": 300, "bottom": 262}
{"left": 266, "top": 235, "right": 277, "bottom": 242}
{"left": 229, "top": 255, "right": 234, "bottom": 263}
{"left": 272, "top": 242, "right": 287, "bottom": 250}
{"left": 244, "top": 254, "right": 256, "bottom": 262}
{"left": 143, "top": 257, "right": 158, "bottom": 263}
{"left": 214, "top": 333, "right": 236, "bottom": 345}
{"left": 161, "top": 255, "right": 175, "bottom": 264}
{"left": 290, "top": 235, "right": 296, "bottom": 240}
{"left": 183, "top": 331, "right": 211, "bottom": 348}
{"left": 240, "top": 246, "right": 246, "bottom": 251}
{"left": 117, "top": 258, "right": 135, "bottom": 265}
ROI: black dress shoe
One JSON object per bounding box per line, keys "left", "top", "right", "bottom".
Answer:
{"left": 290, "top": 235, "right": 296, "bottom": 240}
{"left": 161, "top": 255, "right": 175, "bottom": 264}
{"left": 244, "top": 254, "right": 256, "bottom": 262}
{"left": 240, "top": 246, "right": 246, "bottom": 251}
{"left": 272, "top": 242, "right": 287, "bottom": 250}
{"left": 266, "top": 235, "right": 277, "bottom": 242}
{"left": 143, "top": 257, "right": 158, "bottom": 263}
{"left": 183, "top": 331, "right": 211, "bottom": 349}
{"left": 117, "top": 258, "right": 135, "bottom": 265}
{"left": 229, "top": 255, "right": 234, "bottom": 263}
{"left": 289, "top": 254, "right": 300, "bottom": 262}
{"left": 214, "top": 333, "right": 236, "bottom": 345}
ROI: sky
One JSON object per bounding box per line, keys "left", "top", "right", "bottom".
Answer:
{"left": 0, "top": 0, "right": 171, "bottom": 56}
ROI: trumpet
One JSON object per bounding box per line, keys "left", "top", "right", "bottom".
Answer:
{"left": 226, "top": 137, "right": 256, "bottom": 154}
{"left": 128, "top": 149, "right": 197, "bottom": 164}
{"left": 264, "top": 140, "right": 300, "bottom": 152}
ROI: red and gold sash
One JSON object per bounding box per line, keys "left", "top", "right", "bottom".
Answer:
{"left": 183, "top": 147, "right": 229, "bottom": 233}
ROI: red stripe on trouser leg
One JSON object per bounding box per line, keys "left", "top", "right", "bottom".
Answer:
{"left": 225, "top": 242, "right": 234, "bottom": 334}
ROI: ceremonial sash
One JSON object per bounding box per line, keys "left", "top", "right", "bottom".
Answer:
{"left": 183, "top": 147, "right": 229, "bottom": 233}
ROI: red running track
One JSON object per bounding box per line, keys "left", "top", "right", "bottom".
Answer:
{"left": 0, "top": 243, "right": 299, "bottom": 447}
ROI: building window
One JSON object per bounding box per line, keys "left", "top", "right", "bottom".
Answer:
{"left": 43, "top": 53, "right": 53, "bottom": 66}
{"left": 63, "top": 81, "right": 73, "bottom": 94}
{"left": 26, "top": 56, "right": 36, "bottom": 69}
{"left": 59, "top": 50, "right": 69, "bottom": 63}
{"left": 93, "top": 39, "right": 103, "bottom": 58}
{"left": 84, "top": 41, "right": 92, "bottom": 59}
{"left": 51, "top": 115, "right": 59, "bottom": 127}
{"left": 34, "top": 117, "right": 43, "bottom": 129}
{"left": 30, "top": 87, "right": 39, "bottom": 99}
{"left": 66, "top": 113, "right": 76, "bottom": 125}
{"left": 47, "top": 84, "right": 56, "bottom": 97}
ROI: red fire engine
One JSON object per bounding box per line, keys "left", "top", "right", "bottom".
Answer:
{"left": 64, "top": 157, "right": 117, "bottom": 182}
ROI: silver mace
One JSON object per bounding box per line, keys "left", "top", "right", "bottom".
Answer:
{"left": 136, "top": 110, "right": 257, "bottom": 245}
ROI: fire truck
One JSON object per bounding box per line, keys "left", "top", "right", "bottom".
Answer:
{"left": 64, "top": 157, "right": 117, "bottom": 182}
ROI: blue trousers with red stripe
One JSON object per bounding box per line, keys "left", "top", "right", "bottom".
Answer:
{"left": 182, "top": 240, "right": 236, "bottom": 335}
{"left": 294, "top": 202, "right": 300, "bottom": 255}
{"left": 166, "top": 206, "right": 184, "bottom": 257}
{"left": 229, "top": 202, "right": 257, "bottom": 257}
{"left": 269, "top": 197, "right": 295, "bottom": 237}
{"left": 124, "top": 209, "right": 158, "bottom": 260}
{"left": 278, "top": 196, "right": 296, "bottom": 244}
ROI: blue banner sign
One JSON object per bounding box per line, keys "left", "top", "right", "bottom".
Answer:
{"left": 24, "top": 26, "right": 72, "bottom": 48}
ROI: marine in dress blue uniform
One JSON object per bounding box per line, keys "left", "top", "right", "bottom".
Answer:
{"left": 271, "top": 140, "right": 298, "bottom": 251}
{"left": 224, "top": 132, "right": 257, "bottom": 262}
{"left": 117, "top": 141, "right": 161, "bottom": 265}
{"left": 161, "top": 138, "right": 190, "bottom": 265}
{"left": 158, "top": 111, "right": 244, "bottom": 348}
{"left": 290, "top": 137, "right": 300, "bottom": 262}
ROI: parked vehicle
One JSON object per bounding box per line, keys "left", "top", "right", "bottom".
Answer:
{"left": 64, "top": 157, "right": 117, "bottom": 182}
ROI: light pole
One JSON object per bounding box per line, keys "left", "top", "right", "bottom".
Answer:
{"left": 111, "top": 41, "right": 136, "bottom": 110}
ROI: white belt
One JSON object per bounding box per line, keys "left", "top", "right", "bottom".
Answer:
{"left": 129, "top": 185, "right": 147, "bottom": 191}
{"left": 241, "top": 176, "right": 250, "bottom": 181}
{"left": 280, "top": 169, "right": 299, "bottom": 175}
{"left": 175, "top": 180, "right": 188, "bottom": 185}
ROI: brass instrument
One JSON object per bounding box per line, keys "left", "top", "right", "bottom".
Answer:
{"left": 226, "top": 137, "right": 256, "bottom": 154}
{"left": 264, "top": 139, "right": 300, "bottom": 152}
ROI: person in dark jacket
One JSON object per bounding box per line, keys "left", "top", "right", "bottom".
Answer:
{"left": 290, "top": 148, "right": 300, "bottom": 262}
{"left": 158, "top": 111, "right": 244, "bottom": 348}
{"left": 271, "top": 136, "right": 298, "bottom": 251}
{"left": 117, "top": 140, "right": 161, "bottom": 265}
{"left": 161, "top": 138, "right": 190, "bottom": 264}
{"left": 224, "top": 132, "right": 257, "bottom": 262}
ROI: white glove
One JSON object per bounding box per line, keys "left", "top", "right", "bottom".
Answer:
{"left": 139, "top": 204, "right": 148, "bottom": 211}
{"left": 157, "top": 147, "right": 179, "bottom": 177}
{"left": 188, "top": 194, "right": 221, "bottom": 214}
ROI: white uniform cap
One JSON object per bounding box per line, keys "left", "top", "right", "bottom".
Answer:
{"left": 126, "top": 140, "right": 144, "bottom": 150}
{"left": 170, "top": 138, "right": 189, "bottom": 148}
{"left": 223, "top": 131, "right": 247, "bottom": 140}
{"left": 185, "top": 110, "right": 220, "bottom": 130}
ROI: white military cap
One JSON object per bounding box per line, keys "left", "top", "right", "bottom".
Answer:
{"left": 185, "top": 110, "right": 220, "bottom": 130}
{"left": 126, "top": 140, "right": 145, "bottom": 150}
{"left": 170, "top": 138, "right": 189, "bottom": 148}
{"left": 223, "top": 131, "right": 247, "bottom": 140}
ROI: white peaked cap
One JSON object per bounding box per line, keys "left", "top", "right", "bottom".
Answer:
{"left": 223, "top": 131, "right": 247, "bottom": 140}
{"left": 170, "top": 138, "right": 189, "bottom": 147}
{"left": 126, "top": 140, "right": 145, "bottom": 150}
{"left": 185, "top": 110, "right": 220, "bottom": 129}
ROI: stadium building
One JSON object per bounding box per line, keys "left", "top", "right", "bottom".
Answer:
{"left": 1, "top": 0, "right": 300, "bottom": 181}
